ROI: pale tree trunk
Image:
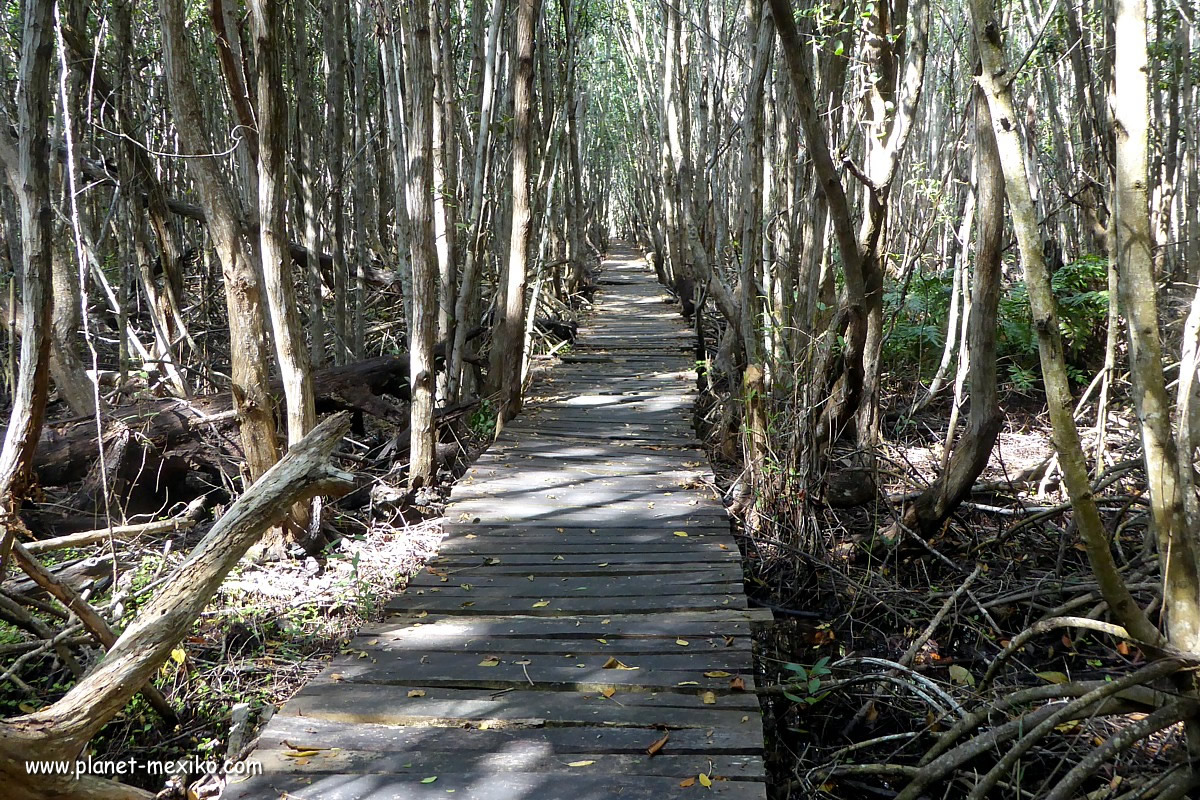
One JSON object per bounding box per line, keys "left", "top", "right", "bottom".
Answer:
{"left": 969, "top": 0, "right": 1161, "bottom": 648}
{"left": 0, "top": 0, "right": 55, "bottom": 545}
{"left": 855, "top": 0, "right": 931, "bottom": 445}
{"left": 293, "top": 0, "right": 326, "bottom": 367}
{"left": 1064, "top": 0, "right": 1110, "bottom": 255}
{"left": 379, "top": 25, "right": 414, "bottom": 327}
{"left": 738, "top": 3, "right": 772, "bottom": 369}
{"left": 488, "top": 0, "right": 541, "bottom": 427}
{"left": 249, "top": 0, "right": 319, "bottom": 551}
{"left": 447, "top": 0, "right": 503, "bottom": 402}
{"left": 351, "top": 1, "right": 370, "bottom": 362}
{"left": 403, "top": 0, "right": 439, "bottom": 488}
{"left": 1112, "top": 0, "right": 1200, "bottom": 652}
{"left": 737, "top": 1, "right": 772, "bottom": 520}
{"left": 562, "top": 0, "right": 589, "bottom": 293}
{"left": 325, "top": 0, "right": 349, "bottom": 365}
{"left": 902, "top": 79, "right": 1003, "bottom": 534}
{"left": 49, "top": 12, "right": 95, "bottom": 418}
{"left": 158, "top": 0, "right": 280, "bottom": 485}
{"left": 924, "top": 185, "right": 975, "bottom": 402}
{"left": 658, "top": 0, "right": 684, "bottom": 291}
{"left": 430, "top": 0, "right": 457, "bottom": 353}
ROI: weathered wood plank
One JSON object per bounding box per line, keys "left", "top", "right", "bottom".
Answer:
{"left": 408, "top": 575, "right": 742, "bottom": 597}
{"left": 228, "top": 771, "right": 767, "bottom": 800}
{"left": 280, "top": 684, "right": 758, "bottom": 726}
{"left": 361, "top": 609, "right": 771, "bottom": 639}
{"left": 254, "top": 715, "right": 765, "bottom": 754}
{"left": 237, "top": 251, "right": 769, "bottom": 798}
{"left": 386, "top": 592, "right": 748, "bottom": 616}
{"left": 347, "top": 631, "right": 753, "bottom": 657}
{"left": 251, "top": 749, "right": 764, "bottom": 780}
{"left": 427, "top": 551, "right": 735, "bottom": 566}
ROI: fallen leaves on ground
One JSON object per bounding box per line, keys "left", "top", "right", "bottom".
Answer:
{"left": 602, "top": 656, "right": 639, "bottom": 670}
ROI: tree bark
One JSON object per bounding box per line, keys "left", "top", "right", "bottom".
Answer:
{"left": 488, "top": 0, "right": 542, "bottom": 426}
{"left": 969, "top": 0, "right": 1161, "bottom": 648}
{"left": 447, "top": 0, "right": 504, "bottom": 402}
{"left": 0, "top": 0, "right": 56, "bottom": 554}
{"left": 902, "top": 79, "right": 1003, "bottom": 534}
{"left": 1113, "top": 0, "right": 1200, "bottom": 653}
{"left": 403, "top": 0, "right": 439, "bottom": 488}
{"left": 158, "top": 0, "right": 280, "bottom": 485}
{"left": 249, "top": 0, "right": 319, "bottom": 551}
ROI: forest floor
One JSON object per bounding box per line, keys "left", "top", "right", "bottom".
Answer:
{"left": 703, "top": 388, "right": 1178, "bottom": 799}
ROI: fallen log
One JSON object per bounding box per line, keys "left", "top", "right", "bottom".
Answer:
{"left": 22, "top": 355, "right": 417, "bottom": 490}
{"left": 23, "top": 496, "right": 208, "bottom": 554}
{"left": 0, "top": 414, "right": 354, "bottom": 800}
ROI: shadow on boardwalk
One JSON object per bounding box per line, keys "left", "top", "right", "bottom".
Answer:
{"left": 228, "top": 245, "right": 772, "bottom": 800}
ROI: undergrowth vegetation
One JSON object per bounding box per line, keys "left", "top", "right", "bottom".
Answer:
{"left": 885, "top": 254, "right": 1110, "bottom": 392}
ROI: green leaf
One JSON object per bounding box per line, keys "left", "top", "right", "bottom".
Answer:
{"left": 783, "top": 663, "right": 808, "bottom": 681}
{"left": 948, "top": 664, "right": 976, "bottom": 687}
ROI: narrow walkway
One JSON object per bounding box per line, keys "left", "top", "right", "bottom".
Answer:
{"left": 230, "top": 246, "right": 771, "bottom": 799}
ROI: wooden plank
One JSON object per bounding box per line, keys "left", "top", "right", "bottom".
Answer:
{"left": 361, "top": 610, "right": 772, "bottom": 639}
{"left": 251, "top": 749, "right": 764, "bottom": 780}
{"left": 347, "top": 631, "right": 754, "bottom": 657}
{"left": 439, "top": 524, "right": 731, "bottom": 536}
{"left": 280, "top": 684, "right": 758, "bottom": 726}
{"left": 427, "top": 554, "right": 734, "bottom": 573}
{"left": 311, "top": 654, "right": 756, "bottom": 693}
{"left": 228, "top": 771, "right": 767, "bottom": 800}
{"left": 405, "top": 584, "right": 742, "bottom": 601}
{"left": 408, "top": 575, "right": 742, "bottom": 596}
{"left": 326, "top": 648, "right": 752, "bottom": 678}
{"left": 445, "top": 505, "right": 727, "bottom": 523}
{"left": 247, "top": 714, "right": 763, "bottom": 762}
{"left": 435, "top": 536, "right": 734, "bottom": 552}
{"left": 386, "top": 592, "right": 748, "bottom": 616}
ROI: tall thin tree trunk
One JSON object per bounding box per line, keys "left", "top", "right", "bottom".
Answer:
{"left": 0, "top": 0, "right": 56, "bottom": 537}
{"left": 158, "top": 0, "right": 280, "bottom": 486}
{"left": 325, "top": 0, "right": 349, "bottom": 365}
{"left": 249, "top": 0, "right": 318, "bottom": 550}
{"left": 488, "top": 0, "right": 542, "bottom": 426}
{"left": 902, "top": 79, "right": 1003, "bottom": 533}
{"left": 969, "top": 0, "right": 1160, "bottom": 648}
{"left": 293, "top": 0, "right": 325, "bottom": 367}
{"left": 447, "top": 0, "right": 503, "bottom": 402}
{"left": 404, "top": 0, "right": 439, "bottom": 488}
{"left": 1112, "top": 0, "right": 1200, "bottom": 653}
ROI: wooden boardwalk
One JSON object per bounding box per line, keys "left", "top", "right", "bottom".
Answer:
{"left": 229, "top": 246, "right": 771, "bottom": 799}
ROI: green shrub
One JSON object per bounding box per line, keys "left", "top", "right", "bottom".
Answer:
{"left": 885, "top": 253, "right": 1109, "bottom": 391}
